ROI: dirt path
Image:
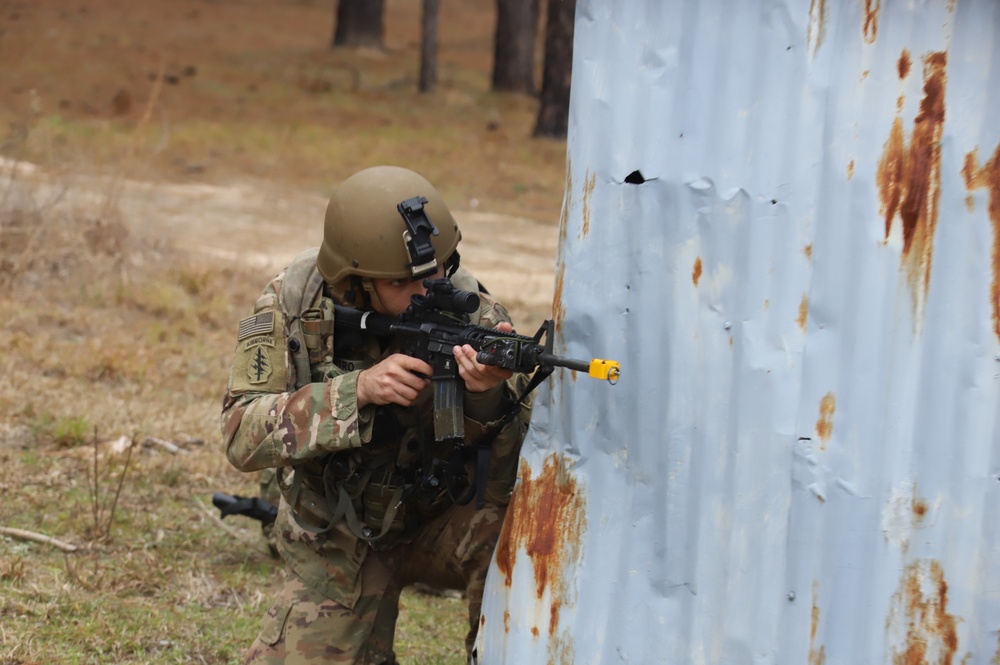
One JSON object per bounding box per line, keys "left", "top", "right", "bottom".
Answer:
{"left": 1, "top": 159, "right": 559, "bottom": 325}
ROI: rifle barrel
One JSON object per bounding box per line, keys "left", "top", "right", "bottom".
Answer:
{"left": 537, "top": 353, "right": 590, "bottom": 373}
{"left": 539, "top": 353, "right": 621, "bottom": 382}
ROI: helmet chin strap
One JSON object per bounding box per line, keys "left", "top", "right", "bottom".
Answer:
{"left": 360, "top": 277, "right": 387, "bottom": 313}
{"left": 445, "top": 250, "right": 460, "bottom": 278}
{"left": 330, "top": 276, "right": 378, "bottom": 311}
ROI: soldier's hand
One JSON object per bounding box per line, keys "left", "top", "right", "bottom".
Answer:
{"left": 453, "top": 322, "right": 515, "bottom": 393}
{"left": 357, "top": 354, "right": 433, "bottom": 408}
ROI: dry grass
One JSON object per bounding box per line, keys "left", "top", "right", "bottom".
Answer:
{"left": 0, "top": 170, "right": 471, "bottom": 664}
{"left": 0, "top": 2, "right": 566, "bottom": 661}
{"left": 0, "top": 167, "right": 271, "bottom": 664}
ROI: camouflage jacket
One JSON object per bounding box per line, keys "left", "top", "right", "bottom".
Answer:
{"left": 221, "top": 248, "right": 531, "bottom": 606}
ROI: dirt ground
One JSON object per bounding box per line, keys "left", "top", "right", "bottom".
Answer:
{"left": 0, "top": 0, "right": 566, "bottom": 325}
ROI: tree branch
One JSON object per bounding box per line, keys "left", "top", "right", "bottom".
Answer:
{"left": 0, "top": 526, "right": 79, "bottom": 553}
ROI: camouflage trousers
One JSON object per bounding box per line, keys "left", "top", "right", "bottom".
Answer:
{"left": 244, "top": 499, "right": 508, "bottom": 665}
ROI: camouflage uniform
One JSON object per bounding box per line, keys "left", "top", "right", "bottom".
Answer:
{"left": 222, "top": 249, "right": 530, "bottom": 664}
{"left": 258, "top": 467, "right": 281, "bottom": 558}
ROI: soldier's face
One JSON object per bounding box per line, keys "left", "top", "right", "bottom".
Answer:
{"left": 371, "top": 267, "right": 445, "bottom": 315}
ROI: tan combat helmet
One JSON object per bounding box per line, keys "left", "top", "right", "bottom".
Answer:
{"left": 317, "top": 166, "right": 462, "bottom": 286}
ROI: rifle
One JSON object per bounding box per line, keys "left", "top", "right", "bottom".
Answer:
{"left": 212, "top": 492, "right": 278, "bottom": 525}
{"left": 333, "top": 277, "right": 621, "bottom": 447}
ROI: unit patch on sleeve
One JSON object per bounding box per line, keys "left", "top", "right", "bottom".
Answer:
{"left": 246, "top": 342, "right": 274, "bottom": 384}
{"left": 230, "top": 309, "right": 288, "bottom": 393}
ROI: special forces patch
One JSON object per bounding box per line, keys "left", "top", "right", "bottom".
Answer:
{"left": 246, "top": 341, "right": 274, "bottom": 384}
{"left": 230, "top": 309, "right": 287, "bottom": 393}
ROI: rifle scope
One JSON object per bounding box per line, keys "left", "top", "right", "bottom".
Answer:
{"left": 412, "top": 278, "right": 480, "bottom": 314}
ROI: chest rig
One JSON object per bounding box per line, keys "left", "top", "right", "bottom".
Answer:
{"left": 277, "top": 249, "right": 477, "bottom": 550}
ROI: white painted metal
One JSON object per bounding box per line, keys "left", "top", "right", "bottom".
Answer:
{"left": 477, "top": 0, "right": 1000, "bottom": 663}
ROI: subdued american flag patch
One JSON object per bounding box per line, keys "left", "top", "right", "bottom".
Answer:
{"left": 237, "top": 311, "right": 274, "bottom": 340}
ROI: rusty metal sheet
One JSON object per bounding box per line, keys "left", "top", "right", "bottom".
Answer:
{"left": 477, "top": 0, "right": 1000, "bottom": 663}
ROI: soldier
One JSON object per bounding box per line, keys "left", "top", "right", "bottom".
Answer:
{"left": 222, "top": 166, "right": 531, "bottom": 664}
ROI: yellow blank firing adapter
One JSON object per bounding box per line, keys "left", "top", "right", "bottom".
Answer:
{"left": 588, "top": 359, "right": 621, "bottom": 384}
{"left": 548, "top": 353, "right": 621, "bottom": 384}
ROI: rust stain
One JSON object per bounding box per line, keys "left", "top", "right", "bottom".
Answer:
{"left": 552, "top": 262, "right": 566, "bottom": 333}
{"left": 878, "top": 116, "right": 907, "bottom": 241}
{"left": 895, "top": 52, "right": 910, "bottom": 114}
{"left": 495, "top": 455, "right": 587, "bottom": 600}
{"left": 808, "top": 0, "right": 827, "bottom": 56}
{"left": 992, "top": 633, "right": 1000, "bottom": 664}
{"left": 810, "top": 581, "right": 827, "bottom": 665}
{"left": 962, "top": 155, "right": 975, "bottom": 217}
{"left": 961, "top": 144, "right": 1000, "bottom": 342}
{"left": 504, "top": 609, "right": 510, "bottom": 634}
{"left": 551, "top": 632, "right": 575, "bottom": 665}
{"left": 962, "top": 150, "right": 979, "bottom": 188}
{"left": 559, "top": 159, "right": 572, "bottom": 246}
{"left": 798, "top": 293, "right": 810, "bottom": 331}
{"left": 862, "top": 69, "right": 871, "bottom": 81}
{"left": 887, "top": 560, "right": 959, "bottom": 665}
{"left": 848, "top": 160, "right": 855, "bottom": 180}
{"left": 549, "top": 598, "right": 562, "bottom": 636}
{"left": 815, "top": 392, "right": 836, "bottom": 447}
{"left": 810, "top": 587, "right": 818, "bottom": 642}
{"left": 804, "top": 243, "right": 813, "bottom": 260}
{"left": 863, "top": 0, "right": 880, "bottom": 44}
{"left": 579, "top": 171, "right": 596, "bottom": 239}
{"left": 876, "top": 51, "right": 948, "bottom": 326}
{"left": 898, "top": 49, "right": 912, "bottom": 79}
{"left": 912, "top": 496, "right": 928, "bottom": 521}
{"left": 531, "top": 626, "right": 539, "bottom": 637}
{"left": 692, "top": 257, "right": 703, "bottom": 287}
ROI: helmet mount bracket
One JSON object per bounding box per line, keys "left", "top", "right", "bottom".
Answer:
{"left": 397, "top": 196, "right": 440, "bottom": 279}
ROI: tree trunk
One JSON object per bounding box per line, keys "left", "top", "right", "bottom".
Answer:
{"left": 492, "top": 0, "right": 539, "bottom": 94}
{"left": 533, "top": 0, "right": 575, "bottom": 138}
{"left": 419, "top": 0, "right": 441, "bottom": 92}
{"left": 332, "top": 0, "right": 385, "bottom": 49}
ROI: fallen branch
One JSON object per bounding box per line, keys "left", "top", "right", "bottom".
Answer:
{"left": 142, "top": 436, "right": 188, "bottom": 455}
{"left": 0, "top": 526, "right": 78, "bottom": 553}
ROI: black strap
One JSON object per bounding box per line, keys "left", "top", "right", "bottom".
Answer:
{"left": 447, "top": 364, "right": 553, "bottom": 508}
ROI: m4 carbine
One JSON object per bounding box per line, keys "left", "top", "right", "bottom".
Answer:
{"left": 333, "top": 278, "right": 620, "bottom": 446}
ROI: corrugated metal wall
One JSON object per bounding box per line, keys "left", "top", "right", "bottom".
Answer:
{"left": 477, "top": 0, "right": 1000, "bottom": 663}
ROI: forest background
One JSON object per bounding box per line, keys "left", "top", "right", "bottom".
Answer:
{"left": 0, "top": 0, "right": 574, "bottom": 663}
